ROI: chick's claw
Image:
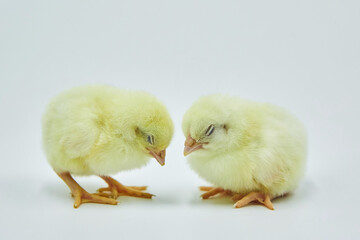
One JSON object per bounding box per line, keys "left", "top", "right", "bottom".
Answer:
{"left": 98, "top": 176, "right": 154, "bottom": 199}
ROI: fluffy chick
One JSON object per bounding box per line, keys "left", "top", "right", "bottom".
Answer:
{"left": 182, "top": 94, "right": 307, "bottom": 210}
{"left": 43, "top": 85, "right": 173, "bottom": 208}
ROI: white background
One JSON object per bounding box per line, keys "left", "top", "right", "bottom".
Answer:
{"left": 1, "top": 0, "right": 359, "bottom": 239}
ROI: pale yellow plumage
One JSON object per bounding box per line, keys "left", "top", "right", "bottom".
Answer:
{"left": 182, "top": 94, "right": 307, "bottom": 209}
{"left": 42, "top": 85, "right": 173, "bottom": 207}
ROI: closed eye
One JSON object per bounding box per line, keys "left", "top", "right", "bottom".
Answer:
{"left": 205, "top": 124, "right": 215, "bottom": 136}
{"left": 147, "top": 135, "right": 155, "bottom": 145}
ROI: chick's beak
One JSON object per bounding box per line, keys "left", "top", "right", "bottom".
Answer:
{"left": 184, "top": 135, "right": 203, "bottom": 156}
{"left": 148, "top": 149, "right": 166, "bottom": 166}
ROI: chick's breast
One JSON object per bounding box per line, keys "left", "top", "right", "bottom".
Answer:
{"left": 42, "top": 86, "right": 151, "bottom": 176}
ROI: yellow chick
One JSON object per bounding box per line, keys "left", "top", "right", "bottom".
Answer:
{"left": 182, "top": 94, "right": 307, "bottom": 210}
{"left": 42, "top": 85, "right": 173, "bottom": 208}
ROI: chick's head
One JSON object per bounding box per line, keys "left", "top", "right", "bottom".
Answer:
{"left": 182, "top": 94, "right": 253, "bottom": 156}
{"left": 134, "top": 114, "right": 173, "bottom": 165}
{"left": 120, "top": 92, "right": 174, "bottom": 166}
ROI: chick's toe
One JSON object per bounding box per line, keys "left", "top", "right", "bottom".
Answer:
{"left": 199, "top": 186, "right": 234, "bottom": 199}
{"left": 233, "top": 192, "right": 274, "bottom": 210}
{"left": 200, "top": 187, "right": 225, "bottom": 199}
{"left": 97, "top": 176, "right": 154, "bottom": 199}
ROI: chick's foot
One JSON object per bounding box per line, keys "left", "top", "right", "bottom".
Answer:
{"left": 233, "top": 192, "right": 274, "bottom": 210}
{"left": 199, "top": 186, "right": 233, "bottom": 199}
{"left": 57, "top": 172, "right": 118, "bottom": 208}
{"left": 97, "top": 176, "right": 154, "bottom": 199}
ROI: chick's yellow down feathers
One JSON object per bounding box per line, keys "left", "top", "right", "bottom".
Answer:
{"left": 43, "top": 85, "right": 173, "bottom": 208}
{"left": 182, "top": 94, "right": 307, "bottom": 210}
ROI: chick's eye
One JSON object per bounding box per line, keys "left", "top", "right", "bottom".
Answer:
{"left": 205, "top": 124, "right": 215, "bottom": 136}
{"left": 147, "top": 135, "right": 155, "bottom": 145}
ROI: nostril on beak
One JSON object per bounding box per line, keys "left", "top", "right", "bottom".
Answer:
{"left": 185, "top": 136, "right": 195, "bottom": 147}
{"left": 160, "top": 150, "right": 166, "bottom": 158}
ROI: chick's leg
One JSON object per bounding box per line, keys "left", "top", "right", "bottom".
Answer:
{"left": 97, "top": 176, "right": 154, "bottom": 199}
{"left": 233, "top": 192, "right": 274, "bottom": 210}
{"left": 57, "top": 172, "right": 118, "bottom": 208}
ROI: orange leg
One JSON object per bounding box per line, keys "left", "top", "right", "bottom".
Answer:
{"left": 57, "top": 172, "right": 118, "bottom": 208}
{"left": 96, "top": 176, "right": 154, "bottom": 199}
{"left": 233, "top": 192, "right": 274, "bottom": 210}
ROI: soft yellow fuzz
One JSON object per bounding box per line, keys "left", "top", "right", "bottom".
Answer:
{"left": 182, "top": 94, "right": 307, "bottom": 198}
{"left": 42, "top": 85, "right": 174, "bottom": 176}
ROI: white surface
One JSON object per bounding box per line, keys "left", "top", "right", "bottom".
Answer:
{"left": 0, "top": 0, "right": 359, "bottom": 239}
